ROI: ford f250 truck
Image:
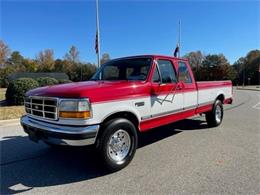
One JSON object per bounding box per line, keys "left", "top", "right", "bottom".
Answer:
{"left": 21, "top": 55, "right": 233, "bottom": 171}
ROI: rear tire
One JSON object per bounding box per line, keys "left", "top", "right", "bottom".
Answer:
{"left": 96, "top": 118, "right": 138, "bottom": 172}
{"left": 205, "top": 100, "right": 223, "bottom": 127}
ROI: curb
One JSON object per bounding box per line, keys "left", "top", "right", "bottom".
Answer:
{"left": 0, "top": 118, "right": 20, "bottom": 125}
{"left": 236, "top": 88, "right": 260, "bottom": 92}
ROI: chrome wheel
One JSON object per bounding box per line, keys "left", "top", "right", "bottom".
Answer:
{"left": 215, "top": 105, "right": 222, "bottom": 123}
{"left": 107, "top": 129, "right": 131, "bottom": 163}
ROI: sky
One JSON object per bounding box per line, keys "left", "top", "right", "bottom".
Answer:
{"left": 1, "top": 0, "right": 259, "bottom": 64}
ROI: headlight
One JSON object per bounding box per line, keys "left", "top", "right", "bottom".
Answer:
{"left": 59, "top": 99, "right": 91, "bottom": 119}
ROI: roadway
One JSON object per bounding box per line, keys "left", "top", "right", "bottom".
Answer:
{"left": 1, "top": 89, "right": 260, "bottom": 194}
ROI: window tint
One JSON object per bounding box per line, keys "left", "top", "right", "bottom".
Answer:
{"left": 152, "top": 66, "right": 160, "bottom": 82}
{"left": 156, "top": 60, "right": 177, "bottom": 83}
{"left": 103, "top": 66, "right": 119, "bottom": 80}
{"left": 91, "top": 58, "right": 152, "bottom": 81}
{"left": 178, "top": 62, "right": 192, "bottom": 83}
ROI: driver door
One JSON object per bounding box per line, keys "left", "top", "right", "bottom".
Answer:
{"left": 149, "top": 59, "right": 183, "bottom": 118}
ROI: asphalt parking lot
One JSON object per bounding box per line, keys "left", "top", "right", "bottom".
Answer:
{"left": 1, "top": 89, "right": 260, "bottom": 194}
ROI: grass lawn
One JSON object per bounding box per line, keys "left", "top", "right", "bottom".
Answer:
{"left": 0, "top": 88, "right": 6, "bottom": 101}
{"left": 0, "top": 106, "right": 25, "bottom": 120}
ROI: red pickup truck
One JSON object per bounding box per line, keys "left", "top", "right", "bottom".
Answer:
{"left": 21, "top": 55, "right": 233, "bottom": 171}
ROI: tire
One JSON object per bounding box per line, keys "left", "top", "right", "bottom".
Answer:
{"left": 205, "top": 100, "right": 223, "bottom": 127}
{"left": 96, "top": 118, "right": 138, "bottom": 172}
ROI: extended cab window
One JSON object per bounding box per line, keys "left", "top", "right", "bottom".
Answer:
{"left": 153, "top": 60, "right": 177, "bottom": 83}
{"left": 178, "top": 62, "right": 192, "bottom": 83}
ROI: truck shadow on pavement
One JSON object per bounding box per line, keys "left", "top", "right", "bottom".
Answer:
{"left": 1, "top": 118, "right": 209, "bottom": 194}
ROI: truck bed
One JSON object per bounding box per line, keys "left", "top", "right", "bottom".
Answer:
{"left": 196, "top": 80, "right": 232, "bottom": 90}
{"left": 196, "top": 80, "right": 233, "bottom": 113}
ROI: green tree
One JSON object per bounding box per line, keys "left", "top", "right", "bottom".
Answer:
{"left": 64, "top": 46, "right": 80, "bottom": 63}
{"left": 233, "top": 50, "right": 260, "bottom": 85}
{"left": 0, "top": 66, "right": 16, "bottom": 87}
{"left": 22, "top": 58, "right": 38, "bottom": 72}
{"left": 9, "top": 51, "right": 23, "bottom": 65}
{"left": 201, "top": 54, "right": 236, "bottom": 81}
{"left": 0, "top": 40, "right": 11, "bottom": 67}
{"left": 63, "top": 46, "right": 80, "bottom": 80}
{"left": 7, "top": 51, "right": 25, "bottom": 71}
{"left": 78, "top": 63, "right": 97, "bottom": 81}
{"left": 101, "top": 53, "right": 110, "bottom": 65}
{"left": 54, "top": 59, "right": 64, "bottom": 71}
{"left": 185, "top": 51, "right": 205, "bottom": 80}
{"left": 36, "top": 49, "right": 55, "bottom": 72}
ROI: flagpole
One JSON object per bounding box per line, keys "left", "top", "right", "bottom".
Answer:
{"left": 178, "top": 20, "right": 181, "bottom": 58}
{"left": 96, "top": 0, "right": 101, "bottom": 68}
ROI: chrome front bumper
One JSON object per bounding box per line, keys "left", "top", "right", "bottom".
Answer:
{"left": 21, "top": 115, "right": 100, "bottom": 146}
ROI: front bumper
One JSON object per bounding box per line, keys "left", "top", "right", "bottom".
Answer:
{"left": 21, "top": 115, "right": 100, "bottom": 146}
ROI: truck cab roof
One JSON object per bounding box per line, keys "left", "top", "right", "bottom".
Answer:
{"left": 113, "top": 54, "right": 189, "bottom": 62}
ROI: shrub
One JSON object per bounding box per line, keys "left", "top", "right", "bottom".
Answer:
{"left": 6, "top": 78, "right": 39, "bottom": 105}
{"left": 36, "top": 77, "right": 58, "bottom": 87}
{"left": 0, "top": 66, "right": 16, "bottom": 88}
{"left": 58, "top": 79, "right": 73, "bottom": 84}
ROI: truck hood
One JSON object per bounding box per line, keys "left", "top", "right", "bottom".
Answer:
{"left": 26, "top": 81, "right": 150, "bottom": 103}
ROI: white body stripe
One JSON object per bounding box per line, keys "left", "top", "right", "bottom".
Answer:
{"left": 149, "top": 93, "right": 183, "bottom": 117}
{"left": 197, "top": 87, "right": 232, "bottom": 105}
{"left": 28, "top": 86, "right": 232, "bottom": 127}
{"left": 184, "top": 91, "right": 197, "bottom": 109}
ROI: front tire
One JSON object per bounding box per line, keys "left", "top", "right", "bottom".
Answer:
{"left": 96, "top": 118, "right": 138, "bottom": 172}
{"left": 205, "top": 100, "right": 223, "bottom": 127}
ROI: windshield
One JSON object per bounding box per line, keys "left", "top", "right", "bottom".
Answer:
{"left": 91, "top": 57, "right": 152, "bottom": 81}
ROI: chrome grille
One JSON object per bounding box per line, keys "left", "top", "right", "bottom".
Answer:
{"left": 24, "top": 96, "right": 58, "bottom": 120}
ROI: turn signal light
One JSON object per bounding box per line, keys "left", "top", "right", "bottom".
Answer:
{"left": 59, "top": 111, "right": 91, "bottom": 119}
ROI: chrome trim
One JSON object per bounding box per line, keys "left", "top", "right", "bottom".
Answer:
{"left": 184, "top": 105, "right": 197, "bottom": 110}
{"left": 152, "top": 108, "right": 183, "bottom": 118}
{"left": 43, "top": 137, "right": 96, "bottom": 146}
{"left": 24, "top": 96, "right": 93, "bottom": 121}
{"left": 21, "top": 115, "right": 99, "bottom": 134}
{"left": 141, "top": 107, "right": 183, "bottom": 121}
{"left": 21, "top": 115, "right": 99, "bottom": 146}
{"left": 198, "top": 101, "right": 214, "bottom": 106}
{"left": 141, "top": 103, "right": 207, "bottom": 121}
{"left": 107, "top": 129, "right": 131, "bottom": 162}
{"left": 25, "top": 96, "right": 58, "bottom": 121}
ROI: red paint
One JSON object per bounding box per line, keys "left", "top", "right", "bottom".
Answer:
{"left": 196, "top": 81, "right": 232, "bottom": 90}
{"left": 24, "top": 54, "right": 233, "bottom": 135}
{"left": 140, "top": 103, "right": 213, "bottom": 131}
{"left": 26, "top": 81, "right": 151, "bottom": 103}
{"left": 195, "top": 104, "right": 213, "bottom": 114}
{"left": 224, "top": 97, "right": 233, "bottom": 104}
{"left": 140, "top": 109, "right": 194, "bottom": 131}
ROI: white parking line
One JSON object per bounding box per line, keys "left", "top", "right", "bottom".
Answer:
{"left": 252, "top": 95, "right": 260, "bottom": 110}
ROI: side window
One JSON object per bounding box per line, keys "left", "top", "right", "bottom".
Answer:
{"left": 178, "top": 62, "right": 192, "bottom": 83}
{"left": 155, "top": 60, "right": 177, "bottom": 83}
{"left": 152, "top": 66, "right": 160, "bottom": 82}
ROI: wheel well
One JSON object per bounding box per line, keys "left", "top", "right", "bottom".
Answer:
{"left": 95, "top": 112, "right": 140, "bottom": 146}
{"left": 101, "top": 112, "right": 139, "bottom": 131}
{"left": 216, "top": 94, "right": 225, "bottom": 103}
